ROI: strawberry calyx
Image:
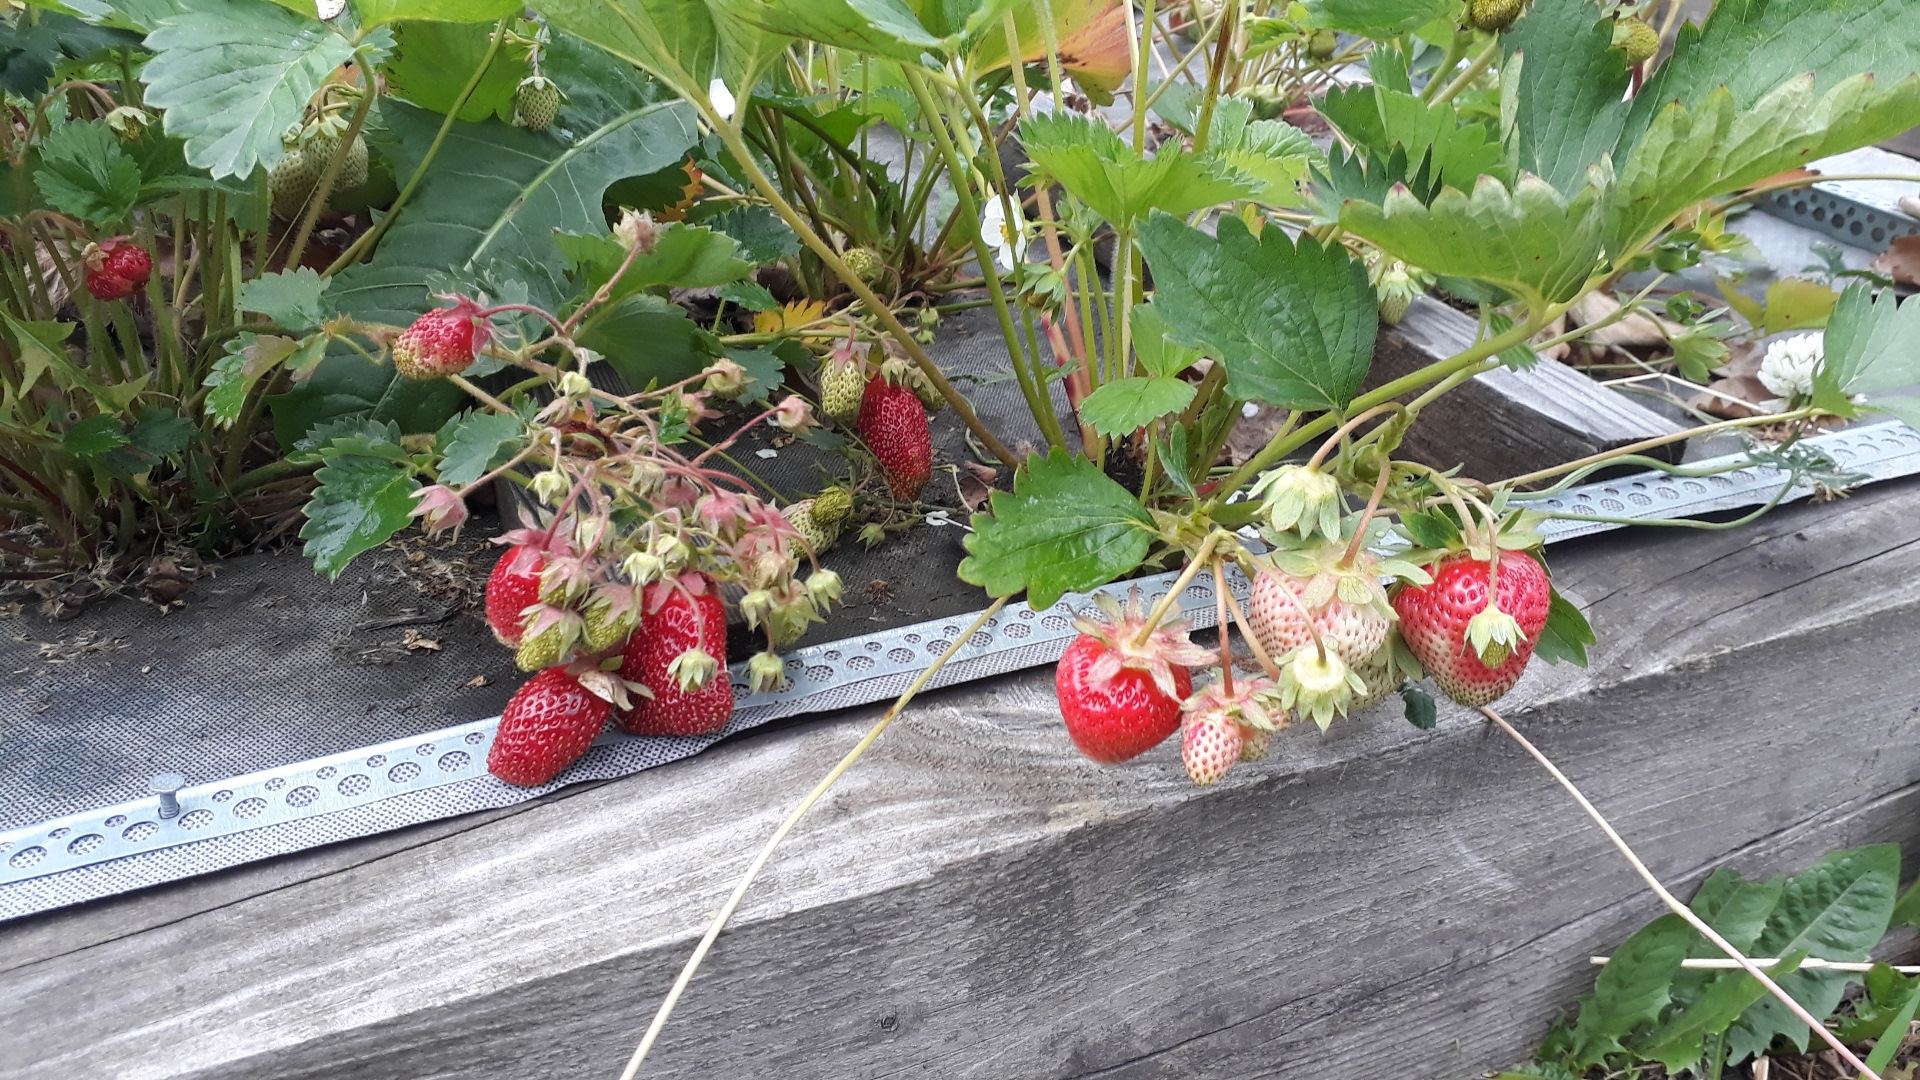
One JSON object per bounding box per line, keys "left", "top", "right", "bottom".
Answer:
{"left": 1180, "top": 674, "right": 1286, "bottom": 733}
{"left": 1278, "top": 647, "right": 1365, "bottom": 731}
{"left": 1248, "top": 464, "right": 1342, "bottom": 541}
{"left": 1466, "top": 604, "right": 1526, "bottom": 667}
{"left": 1073, "top": 588, "right": 1215, "bottom": 703}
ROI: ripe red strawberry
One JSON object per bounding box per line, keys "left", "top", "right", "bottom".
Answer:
{"left": 616, "top": 571, "right": 734, "bottom": 736}
{"left": 1055, "top": 590, "right": 1212, "bottom": 764}
{"left": 85, "top": 270, "right": 135, "bottom": 301}
{"left": 392, "top": 297, "right": 491, "bottom": 381}
{"left": 101, "top": 241, "right": 151, "bottom": 288}
{"left": 487, "top": 667, "right": 610, "bottom": 786}
{"left": 485, "top": 545, "right": 548, "bottom": 646}
{"left": 858, "top": 373, "right": 931, "bottom": 501}
{"left": 1392, "top": 549, "right": 1551, "bottom": 707}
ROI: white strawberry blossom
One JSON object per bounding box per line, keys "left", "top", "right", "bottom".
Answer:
{"left": 979, "top": 194, "right": 1028, "bottom": 272}
{"left": 708, "top": 78, "right": 737, "bottom": 121}
{"left": 1758, "top": 333, "right": 1824, "bottom": 405}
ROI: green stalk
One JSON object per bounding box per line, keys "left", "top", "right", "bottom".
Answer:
{"left": 904, "top": 66, "right": 1066, "bottom": 449}
{"left": 322, "top": 18, "right": 511, "bottom": 278}
{"left": 1191, "top": 0, "right": 1237, "bottom": 153}
{"left": 1129, "top": 0, "right": 1156, "bottom": 155}
{"left": 1433, "top": 37, "right": 1499, "bottom": 106}
{"left": 108, "top": 302, "right": 148, "bottom": 381}
{"left": 1419, "top": 31, "right": 1470, "bottom": 103}
{"left": 1210, "top": 306, "right": 1556, "bottom": 501}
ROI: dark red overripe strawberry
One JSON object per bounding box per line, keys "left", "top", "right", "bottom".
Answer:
{"left": 488, "top": 667, "right": 610, "bottom": 786}
{"left": 1392, "top": 549, "right": 1551, "bottom": 706}
{"left": 1054, "top": 590, "right": 1213, "bottom": 764}
{"left": 616, "top": 571, "right": 734, "bottom": 736}
{"left": 857, "top": 374, "right": 931, "bottom": 501}
{"left": 485, "top": 545, "right": 548, "bottom": 646}
{"left": 84, "top": 238, "right": 151, "bottom": 301}
{"left": 393, "top": 297, "right": 491, "bottom": 381}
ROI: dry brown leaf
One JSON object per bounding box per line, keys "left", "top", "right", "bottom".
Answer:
{"left": 1569, "top": 291, "right": 1680, "bottom": 348}
{"left": 1870, "top": 234, "right": 1920, "bottom": 286}
{"left": 957, "top": 462, "right": 998, "bottom": 510}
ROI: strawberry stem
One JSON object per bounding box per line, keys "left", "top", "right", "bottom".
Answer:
{"left": 1338, "top": 457, "right": 1395, "bottom": 569}
{"left": 1216, "top": 560, "right": 1283, "bottom": 681}
{"left": 1132, "top": 530, "right": 1223, "bottom": 649}
{"left": 1305, "top": 403, "right": 1405, "bottom": 471}
{"left": 1479, "top": 705, "right": 1886, "bottom": 1080}
{"left": 1212, "top": 556, "right": 1234, "bottom": 696}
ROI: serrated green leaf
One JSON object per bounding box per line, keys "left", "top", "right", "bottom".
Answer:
{"left": 1076, "top": 377, "right": 1195, "bottom": 439}
{"left": 1158, "top": 422, "right": 1195, "bottom": 497}
{"left": 1399, "top": 509, "right": 1460, "bottom": 549}
{"left": 958, "top": 446, "right": 1154, "bottom": 610}
{"left": 1810, "top": 283, "right": 1920, "bottom": 424}
{"left": 0, "top": 314, "right": 78, "bottom": 403}
{"left": 1727, "top": 844, "right": 1900, "bottom": 1060}
{"left": 1632, "top": 953, "right": 1803, "bottom": 1073}
{"left": 354, "top": 0, "right": 522, "bottom": 23}
{"left": 1622, "top": 0, "right": 1920, "bottom": 162}
{"left": 1211, "top": 118, "right": 1320, "bottom": 209}
{"left": 1502, "top": 0, "right": 1630, "bottom": 199}
{"left": 383, "top": 19, "right": 531, "bottom": 123}
{"left": 434, "top": 409, "right": 522, "bottom": 487}
{"left": 34, "top": 120, "right": 142, "bottom": 225}
{"left": 705, "top": 0, "right": 938, "bottom": 63}
{"left": 301, "top": 446, "right": 421, "bottom": 579}
{"left": 718, "top": 280, "right": 778, "bottom": 311}
{"left": 1568, "top": 913, "right": 1692, "bottom": 1067}
{"left": 579, "top": 294, "right": 721, "bottom": 390}
{"left": 0, "top": 11, "right": 141, "bottom": 96}
{"left": 1302, "top": 0, "right": 1456, "bottom": 35}
{"left": 1129, "top": 302, "right": 1203, "bottom": 378}
{"left": 1485, "top": 311, "right": 1542, "bottom": 371}
{"left": 537, "top": 0, "right": 732, "bottom": 89}
{"left": 63, "top": 414, "right": 129, "bottom": 456}
{"left": 205, "top": 333, "right": 309, "bottom": 428}
{"left": 142, "top": 2, "right": 358, "bottom": 179}
{"left": 1532, "top": 586, "right": 1593, "bottom": 667}
{"left": 699, "top": 203, "right": 801, "bottom": 264}
{"left": 1138, "top": 212, "right": 1376, "bottom": 413}
{"left": 238, "top": 268, "right": 331, "bottom": 331}
{"left": 1020, "top": 111, "right": 1256, "bottom": 225}
{"left": 1343, "top": 172, "right": 1610, "bottom": 311}
{"left": 1609, "top": 74, "right": 1920, "bottom": 259}
{"left": 554, "top": 221, "right": 753, "bottom": 303}
{"left": 1317, "top": 83, "right": 1509, "bottom": 196}
{"left": 1837, "top": 964, "right": 1920, "bottom": 1044}
{"left": 128, "top": 408, "right": 195, "bottom": 456}
{"left": 724, "top": 346, "right": 785, "bottom": 403}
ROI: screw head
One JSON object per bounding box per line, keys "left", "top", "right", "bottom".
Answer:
{"left": 148, "top": 772, "right": 186, "bottom": 795}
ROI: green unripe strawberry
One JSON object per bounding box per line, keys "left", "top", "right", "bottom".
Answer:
{"left": 336, "top": 132, "right": 368, "bottom": 192}
{"left": 1465, "top": 0, "right": 1524, "bottom": 32}
{"left": 1306, "top": 27, "right": 1338, "bottom": 59}
{"left": 903, "top": 365, "right": 945, "bottom": 412}
{"left": 811, "top": 486, "right": 854, "bottom": 529}
{"left": 784, "top": 500, "right": 837, "bottom": 553}
{"left": 514, "top": 75, "right": 563, "bottom": 132}
{"left": 1612, "top": 17, "right": 1659, "bottom": 64}
{"left": 516, "top": 622, "right": 568, "bottom": 671}
{"left": 582, "top": 600, "right": 639, "bottom": 653}
{"left": 842, "top": 246, "right": 886, "bottom": 288}
{"left": 269, "top": 142, "right": 322, "bottom": 220}
{"left": 819, "top": 349, "right": 865, "bottom": 425}
{"left": 1376, "top": 263, "right": 1418, "bottom": 325}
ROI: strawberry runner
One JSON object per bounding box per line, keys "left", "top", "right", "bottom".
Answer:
{"left": 1, "top": 420, "right": 1917, "bottom": 920}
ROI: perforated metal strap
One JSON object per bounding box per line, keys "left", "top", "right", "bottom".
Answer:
{"left": 4, "top": 420, "right": 1918, "bottom": 917}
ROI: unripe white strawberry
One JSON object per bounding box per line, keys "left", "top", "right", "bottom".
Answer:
{"left": 1181, "top": 710, "right": 1243, "bottom": 786}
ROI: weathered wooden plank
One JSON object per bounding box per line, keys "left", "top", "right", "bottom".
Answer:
{"left": 4, "top": 479, "right": 1918, "bottom": 1080}
{"left": 1366, "top": 297, "right": 1689, "bottom": 481}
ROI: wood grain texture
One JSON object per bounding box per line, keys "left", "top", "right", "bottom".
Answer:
{"left": 1367, "top": 297, "right": 1688, "bottom": 481}
{"left": 5, "top": 479, "right": 1919, "bottom": 1080}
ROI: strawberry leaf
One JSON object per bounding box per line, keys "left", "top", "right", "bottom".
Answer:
{"left": 1020, "top": 112, "right": 1256, "bottom": 225}
{"left": 34, "top": 120, "right": 141, "bottom": 226}
{"left": 1138, "top": 212, "right": 1377, "bottom": 413}
{"left": 702, "top": 0, "right": 937, "bottom": 62}
{"left": 384, "top": 19, "right": 532, "bottom": 124}
{"left": 959, "top": 447, "right": 1154, "bottom": 611}
{"left": 301, "top": 437, "right": 422, "bottom": 580}
{"left": 434, "top": 409, "right": 524, "bottom": 488}
{"left": 354, "top": 0, "right": 523, "bottom": 24}
{"left": 1501, "top": 0, "right": 1631, "bottom": 200}
{"left": 141, "top": 3, "right": 359, "bottom": 179}
{"left": 1076, "top": 377, "right": 1195, "bottom": 439}
{"left": 1399, "top": 686, "right": 1436, "bottom": 730}
{"left": 1317, "top": 83, "right": 1510, "bottom": 196}
{"left": 1810, "top": 283, "right": 1920, "bottom": 427}
{"left": 236, "top": 268, "right": 330, "bottom": 333}
{"left": 1341, "top": 172, "right": 1610, "bottom": 312}
{"left": 1301, "top": 0, "right": 1455, "bottom": 36}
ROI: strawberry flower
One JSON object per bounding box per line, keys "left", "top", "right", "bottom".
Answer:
{"left": 408, "top": 484, "right": 467, "bottom": 533}
{"left": 772, "top": 394, "right": 813, "bottom": 431}
{"left": 979, "top": 195, "right": 1029, "bottom": 273}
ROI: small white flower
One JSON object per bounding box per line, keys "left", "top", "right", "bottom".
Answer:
{"left": 708, "top": 78, "right": 737, "bottom": 122}
{"left": 979, "top": 195, "right": 1027, "bottom": 272}
{"left": 1758, "top": 333, "right": 1824, "bottom": 402}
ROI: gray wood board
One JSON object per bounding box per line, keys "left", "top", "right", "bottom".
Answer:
{"left": 1367, "top": 297, "right": 1688, "bottom": 481}
{"left": 5, "top": 476, "right": 1919, "bottom": 1078}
